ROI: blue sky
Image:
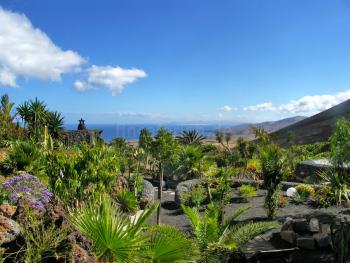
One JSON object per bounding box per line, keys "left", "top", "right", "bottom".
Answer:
{"left": 1, "top": 0, "right": 350, "bottom": 124}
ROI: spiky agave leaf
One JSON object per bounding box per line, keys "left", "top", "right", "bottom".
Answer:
{"left": 224, "top": 221, "right": 280, "bottom": 247}
{"left": 145, "top": 225, "right": 198, "bottom": 262}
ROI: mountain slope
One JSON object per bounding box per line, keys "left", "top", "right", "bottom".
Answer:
{"left": 272, "top": 99, "right": 350, "bottom": 146}
{"left": 224, "top": 116, "right": 306, "bottom": 137}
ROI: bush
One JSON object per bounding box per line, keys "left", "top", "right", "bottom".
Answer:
{"left": 237, "top": 185, "right": 257, "bottom": 199}
{"left": 180, "top": 185, "right": 207, "bottom": 208}
{"left": 2, "top": 173, "right": 52, "bottom": 210}
{"left": 295, "top": 184, "right": 315, "bottom": 198}
{"left": 115, "top": 188, "right": 139, "bottom": 214}
{"left": 312, "top": 186, "right": 335, "bottom": 208}
{"left": 260, "top": 144, "right": 287, "bottom": 219}
{"left": 277, "top": 194, "right": 288, "bottom": 207}
{"left": 1, "top": 141, "right": 40, "bottom": 174}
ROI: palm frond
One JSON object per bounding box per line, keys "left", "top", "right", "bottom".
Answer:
{"left": 221, "top": 205, "right": 252, "bottom": 231}
{"left": 181, "top": 205, "right": 201, "bottom": 230}
{"left": 224, "top": 221, "right": 279, "bottom": 247}
{"left": 146, "top": 225, "right": 198, "bottom": 262}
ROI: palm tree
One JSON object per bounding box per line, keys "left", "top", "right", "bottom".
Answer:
{"left": 0, "top": 94, "right": 16, "bottom": 123}
{"left": 176, "top": 130, "right": 206, "bottom": 146}
{"left": 176, "top": 146, "right": 207, "bottom": 180}
{"left": 16, "top": 101, "right": 31, "bottom": 128}
{"left": 47, "top": 111, "right": 64, "bottom": 139}
{"left": 69, "top": 195, "right": 197, "bottom": 262}
{"left": 182, "top": 203, "right": 279, "bottom": 262}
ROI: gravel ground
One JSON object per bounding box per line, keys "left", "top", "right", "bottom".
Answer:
{"left": 148, "top": 187, "right": 350, "bottom": 263}
{"left": 149, "top": 187, "right": 350, "bottom": 229}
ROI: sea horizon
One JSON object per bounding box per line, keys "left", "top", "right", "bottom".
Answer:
{"left": 64, "top": 123, "right": 233, "bottom": 142}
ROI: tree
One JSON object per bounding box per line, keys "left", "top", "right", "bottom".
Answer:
{"left": 139, "top": 128, "right": 153, "bottom": 171}
{"left": 16, "top": 101, "right": 31, "bottom": 128}
{"left": 151, "top": 128, "right": 177, "bottom": 224}
{"left": 176, "top": 130, "right": 206, "bottom": 146}
{"left": 47, "top": 111, "right": 64, "bottom": 139}
{"left": 176, "top": 146, "right": 206, "bottom": 180}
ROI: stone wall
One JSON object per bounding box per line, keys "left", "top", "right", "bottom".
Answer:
{"left": 59, "top": 130, "right": 99, "bottom": 146}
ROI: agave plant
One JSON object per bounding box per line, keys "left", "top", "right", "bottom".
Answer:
{"left": 319, "top": 168, "right": 350, "bottom": 206}
{"left": 70, "top": 195, "right": 197, "bottom": 262}
{"left": 176, "top": 130, "right": 206, "bottom": 146}
{"left": 182, "top": 203, "right": 279, "bottom": 262}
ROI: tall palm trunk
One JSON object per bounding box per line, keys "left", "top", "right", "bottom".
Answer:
{"left": 157, "top": 162, "right": 163, "bottom": 225}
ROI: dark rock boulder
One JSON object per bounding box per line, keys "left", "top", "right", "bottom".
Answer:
{"left": 140, "top": 179, "right": 154, "bottom": 209}
{"left": 175, "top": 179, "right": 200, "bottom": 207}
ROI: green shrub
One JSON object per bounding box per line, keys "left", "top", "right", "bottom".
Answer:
{"left": 237, "top": 185, "right": 257, "bottom": 199}
{"left": 180, "top": 186, "right": 207, "bottom": 208}
{"left": 312, "top": 186, "right": 335, "bottom": 208}
{"left": 115, "top": 188, "right": 139, "bottom": 214}
{"left": 1, "top": 141, "right": 40, "bottom": 174}
{"left": 260, "top": 144, "right": 287, "bottom": 219}
{"left": 277, "top": 194, "right": 288, "bottom": 207}
{"left": 292, "top": 184, "right": 316, "bottom": 204}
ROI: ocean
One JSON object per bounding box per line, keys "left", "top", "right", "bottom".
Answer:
{"left": 64, "top": 123, "right": 231, "bottom": 142}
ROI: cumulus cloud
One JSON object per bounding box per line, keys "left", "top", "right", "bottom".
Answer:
{"left": 219, "top": 105, "right": 237, "bottom": 112}
{"left": 244, "top": 102, "right": 275, "bottom": 112}
{"left": 0, "top": 7, "right": 85, "bottom": 87}
{"left": 243, "top": 90, "right": 350, "bottom": 114}
{"left": 75, "top": 65, "right": 147, "bottom": 95}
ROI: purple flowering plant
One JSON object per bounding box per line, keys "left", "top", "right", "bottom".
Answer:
{"left": 2, "top": 173, "right": 53, "bottom": 210}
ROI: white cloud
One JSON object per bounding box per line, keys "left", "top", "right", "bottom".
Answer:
{"left": 243, "top": 90, "right": 350, "bottom": 114}
{"left": 244, "top": 102, "right": 275, "bottom": 111}
{"left": 220, "top": 105, "right": 237, "bottom": 112}
{"left": 75, "top": 65, "right": 147, "bottom": 95}
{"left": 0, "top": 7, "right": 85, "bottom": 87}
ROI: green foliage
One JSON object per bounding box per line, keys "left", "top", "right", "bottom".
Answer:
{"left": 45, "top": 144, "right": 120, "bottom": 203}
{"left": 1, "top": 140, "right": 41, "bottom": 174}
{"left": 319, "top": 168, "right": 350, "bottom": 206}
{"left": 70, "top": 196, "right": 196, "bottom": 262}
{"left": 0, "top": 94, "right": 26, "bottom": 144}
{"left": 20, "top": 209, "right": 69, "bottom": 263}
{"left": 180, "top": 185, "right": 207, "bottom": 208}
{"left": 115, "top": 188, "right": 139, "bottom": 214}
{"left": 260, "top": 143, "right": 287, "bottom": 219}
{"left": 17, "top": 98, "right": 64, "bottom": 142}
{"left": 176, "top": 130, "right": 206, "bottom": 146}
{"left": 182, "top": 203, "right": 278, "bottom": 262}
{"left": 146, "top": 225, "right": 198, "bottom": 262}
{"left": 237, "top": 185, "right": 257, "bottom": 199}
{"left": 70, "top": 194, "right": 155, "bottom": 262}
{"left": 312, "top": 186, "right": 335, "bottom": 207}
{"left": 176, "top": 146, "right": 208, "bottom": 180}
{"left": 330, "top": 118, "right": 350, "bottom": 166}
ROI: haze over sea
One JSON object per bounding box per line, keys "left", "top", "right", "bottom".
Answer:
{"left": 64, "top": 123, "right": 231, "bottom": 142}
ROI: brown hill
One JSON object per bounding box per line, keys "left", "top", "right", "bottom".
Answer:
{"left": 224, "top": 116, "right": 306, "bottom": 137}
{"left": 272, "top": 99, "right": 350, "bottom": 146}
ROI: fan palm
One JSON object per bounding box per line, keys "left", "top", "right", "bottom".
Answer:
{"left": 182, "top": 203, "right": 279, "bottom": 262}
{"left": 176, "top": 130, "right": 206, "bottom": 146}
{"left": 70, "top": 195, "right": 197, "bottom": 262}
{"left": 145, "top": 225, "right": 198, "bottom": 262}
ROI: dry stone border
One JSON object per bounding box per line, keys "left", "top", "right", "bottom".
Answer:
{"left": 280, "top": 217, "right": 331, "bottom": 250}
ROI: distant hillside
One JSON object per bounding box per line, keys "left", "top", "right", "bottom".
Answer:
{"left": 224, "top": 116, "right": 306, "bottom": 137}
{"left": 272, "top": 99, "right": 350, "bottom": 146}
